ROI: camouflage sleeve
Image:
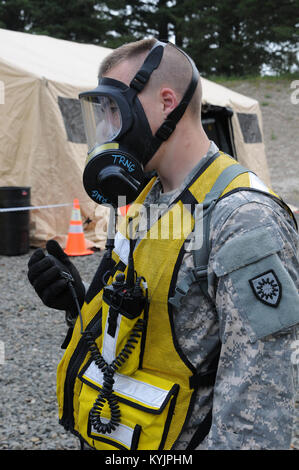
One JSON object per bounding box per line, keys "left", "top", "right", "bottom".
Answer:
{"left": 199, "top": 190, "right": 299, "bottom": 450}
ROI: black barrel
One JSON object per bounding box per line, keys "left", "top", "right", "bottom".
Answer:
{"left": 0, "top": 187, "right": 31, "bottom": 256}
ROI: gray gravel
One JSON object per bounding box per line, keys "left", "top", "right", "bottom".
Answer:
{"left": 1, "top": 248, "right": 298, "bottom": 450}
{"left": 0, "top": 249, "right": 102, "bottom": 450}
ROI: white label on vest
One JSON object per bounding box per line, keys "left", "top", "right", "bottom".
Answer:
{"left": 102, "top": 309, "right": 122, "bottom": 364}
{"left": 90, "top": 417, "right": 135, "bottom": 448}
{"left": 114, "top": 231, "right": 130, "bottom": 264}
{"left": 83, "top": 361, "right": 171, "bottom": 409}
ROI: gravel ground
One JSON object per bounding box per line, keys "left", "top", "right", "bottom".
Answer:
{"left": 1, "top": 79, "right": 298, "bottom": 451}
{"left": 0, "top": 250, "right": 102, "bottom": 450}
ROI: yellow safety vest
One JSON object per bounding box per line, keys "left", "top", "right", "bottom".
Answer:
{"left": 56, "top": 151, "right": 288, "bottom": 450}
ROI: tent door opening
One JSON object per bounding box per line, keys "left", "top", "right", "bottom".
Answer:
{"left": 202, "top": 105, "right": 236, "bottom": 159}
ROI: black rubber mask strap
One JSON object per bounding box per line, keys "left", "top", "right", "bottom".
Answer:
{"left": 154, "top": 51, "right": 199, "bottom": 143}
{"left": 128, "top": 41, "right": 199, "bottom": 166}
{"left": 130, "top": 41, "right": 167, "bottom": 93}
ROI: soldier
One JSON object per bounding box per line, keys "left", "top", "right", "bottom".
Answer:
{"left": 28, "top": 39, "right": 299, "bottom": 450}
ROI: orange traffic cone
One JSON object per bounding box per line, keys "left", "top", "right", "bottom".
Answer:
{"left": 119, "top": 204, "right": 131, "bottom": 216}
{"left": 64, "top": 199, "right": 94, "bottom": 256}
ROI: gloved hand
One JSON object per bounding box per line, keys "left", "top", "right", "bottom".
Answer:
{"left": 27, "top": 239, "right": 85, "bottom": 313}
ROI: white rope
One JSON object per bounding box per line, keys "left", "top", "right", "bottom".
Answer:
{"left": 0, "top": 203, "right": 72, "bottom": 213}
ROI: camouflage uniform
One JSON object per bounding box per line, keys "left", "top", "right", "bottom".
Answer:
{"left": 140, "top": 141, "right": 299, "bottom": 450}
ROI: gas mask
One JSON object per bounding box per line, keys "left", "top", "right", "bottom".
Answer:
{"left": 79, "top": 41, "right": 199, "bottom": 208}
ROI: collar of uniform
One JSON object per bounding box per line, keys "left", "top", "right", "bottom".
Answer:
{"left": 144, "top": 140, "right": 219, "bottom": 207}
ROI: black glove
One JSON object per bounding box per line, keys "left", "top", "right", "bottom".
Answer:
{"left": 27, "top": 239, "right": 85, "bottom": 313}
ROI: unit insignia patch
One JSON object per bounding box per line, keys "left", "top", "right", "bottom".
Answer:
{"left": 249, "top": 270, "right": 282, "bottom": 307}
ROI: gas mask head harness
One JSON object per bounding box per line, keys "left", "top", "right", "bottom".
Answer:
{"left": 79, "top": 40, "right": 199, "bottom": 208}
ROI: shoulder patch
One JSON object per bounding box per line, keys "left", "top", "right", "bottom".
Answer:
{"left": 249, "top": 270, "right": 282, "bottom": 308}
{"left": 215, "top": 245, "right": 299, "bottom": 343}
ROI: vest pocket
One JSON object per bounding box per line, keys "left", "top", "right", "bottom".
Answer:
{"left": 77, "top": 360, "right": 179, "bottom": 450}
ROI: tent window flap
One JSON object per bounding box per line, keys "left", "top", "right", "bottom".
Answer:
{"left": 58, "top": 96, "right": 87, "bottom": 144}
{"left": 237, "top": 113, "right": 262, "bottom": 144}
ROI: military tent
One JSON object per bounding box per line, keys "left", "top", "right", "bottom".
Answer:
{"left": 0, "top": 28, "right": 271, "bottom": 249}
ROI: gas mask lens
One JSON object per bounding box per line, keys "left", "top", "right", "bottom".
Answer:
{"left": 80, "top": 95, "right": 122, "bottom": 151}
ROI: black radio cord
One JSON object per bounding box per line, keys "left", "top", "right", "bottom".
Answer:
{"left": 63, "top": 272, "right": 145, "bottom": 435}
{"left": 85, "top": 318, "right": 144, "bottom": 435}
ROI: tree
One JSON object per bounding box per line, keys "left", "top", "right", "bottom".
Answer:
{"left": 99, "top": 0, "right": 299, "bottom": 76}
{"left": 172, "top": 0, "right": 299, "bottom": 76}
{"left": 27, "top": 0, "right": 108, "bottom": 43}
{"left": 0, "top": 0, "right": 31, "bottom": 31}
{"left": 0, "top": 0, "right": 298, "bottom": 75}
{"left": 0, "top": 0, "right": 115, "bottom": 43}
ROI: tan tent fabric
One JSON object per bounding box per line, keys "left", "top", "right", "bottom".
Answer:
{"left": 201, "top": 78, "right": 271, "bottom": 186}
{"left": 0, "top": 29, "right": 271, "bottom": 249}
{"left": 0, "top": 29, "right": 111, "bottom": 249}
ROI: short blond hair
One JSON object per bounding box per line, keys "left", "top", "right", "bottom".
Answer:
{"left": 98, "top": 39, "right": 202, "bottom": 117}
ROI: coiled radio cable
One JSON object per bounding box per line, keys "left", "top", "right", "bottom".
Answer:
{"left": 61, "top": 212, "right": 148, "bottom": 436}
{"left": 82, "top": 317, "right": 145, "bottom": 434}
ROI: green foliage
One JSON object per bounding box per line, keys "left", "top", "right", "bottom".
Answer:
{"left": 0, "top": 0, "right": 31, "bottom": 30}
{"left": 0, "top": 0, "right": 298, "bottom": 76}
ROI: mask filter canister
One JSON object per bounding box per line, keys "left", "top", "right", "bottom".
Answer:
{"left": 83, "top": 144, "right": 145, "bottom": 208}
